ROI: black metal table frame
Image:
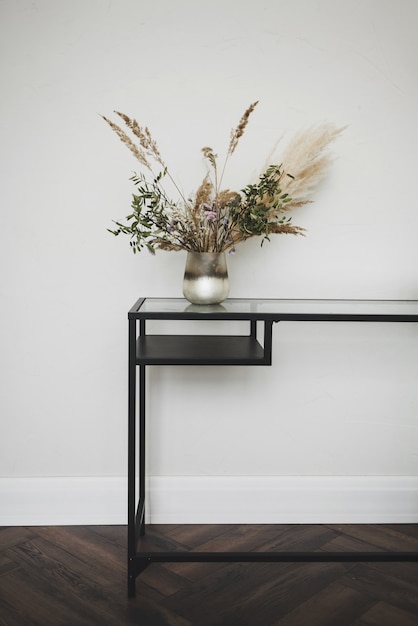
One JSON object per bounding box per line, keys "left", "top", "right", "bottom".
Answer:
{"left": 127, "top": 297, "right": 418, "bottom": 598}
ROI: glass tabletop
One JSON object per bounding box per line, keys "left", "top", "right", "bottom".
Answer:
{"left": 129, "top": 297, "right": 418, "bottom": 320}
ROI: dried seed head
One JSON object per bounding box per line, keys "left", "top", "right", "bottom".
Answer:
{"left": 101, "top": 115, "right": 152, "bottom": 170}
{"left": 229, "top": 101, "right": 259, "bottom": 155}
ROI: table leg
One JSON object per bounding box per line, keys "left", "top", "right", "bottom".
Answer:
{"left": 139, "top": 364, "right": 146, "bottom": 537}
{"left": 128, "top": 320, "right": 137, "bottom": 596}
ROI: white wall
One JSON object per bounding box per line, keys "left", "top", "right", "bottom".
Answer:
{"left": 1, "top": 0, "right": 417, "bottom": 524}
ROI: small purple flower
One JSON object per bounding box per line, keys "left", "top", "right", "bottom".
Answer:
{"left": 167, "top": 218, "right": 177, "bottom": 233}
{"left": 204, "top": 210, "right": 217, "bottom": 222}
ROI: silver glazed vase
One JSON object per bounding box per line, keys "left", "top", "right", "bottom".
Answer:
{"left": 183, "top": 252, "right": 229, "bottom": 305}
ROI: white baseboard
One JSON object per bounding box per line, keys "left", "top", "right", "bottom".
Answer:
{"left": 0, "top": 477, "right": 127, "bottom": 526}
{"left": 1, "top": 476, "right": 417, "bottom": 526}
{"left": 149, "top": 476, "right": 418, "bottom": 524}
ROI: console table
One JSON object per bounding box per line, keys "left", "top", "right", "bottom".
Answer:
{"left": 127, "top": 297, "right": 418, "bottom": 597}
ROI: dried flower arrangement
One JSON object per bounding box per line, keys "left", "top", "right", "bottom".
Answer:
{"left": 102, "top": 102, "right": 344, "bottom": 254}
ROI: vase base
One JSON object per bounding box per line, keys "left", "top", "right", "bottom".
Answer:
{"left": 183, "top": 252, "right": 229, "bottom": 305}
{"left": 183, "top": 277, "right": 229, "bottom": 305}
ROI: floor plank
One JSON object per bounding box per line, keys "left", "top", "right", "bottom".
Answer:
{"left": 353, "top": 601, "right": 418, "bottom": 626}
{"left": 271, "top": 580, "right": 374, "bottom": 626}
{"left": 341, "top": 562, "right": 418, "bottom": 616}
{"left": 161, "top": 562, "right": 355, "bottom": 626}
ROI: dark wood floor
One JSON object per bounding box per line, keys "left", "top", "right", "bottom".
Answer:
{"left": 0, "top": 524, "right": 417, "bottom": 625}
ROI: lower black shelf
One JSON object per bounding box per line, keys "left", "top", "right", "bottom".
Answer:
{"left": 136, "top": 335, "right": 270, "bottom": 365}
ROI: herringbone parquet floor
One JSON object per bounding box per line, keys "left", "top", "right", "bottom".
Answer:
{"left": 0, "top": 524, "right": 417, "bottom": 625}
